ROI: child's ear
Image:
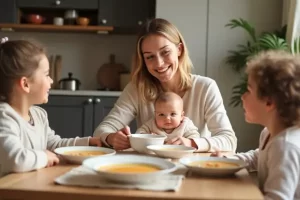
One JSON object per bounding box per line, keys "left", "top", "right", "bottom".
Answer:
{"left": 19, "top": 77, "right": 30, "bottom": 94}
{"left": 265, "top": 98, "right": 275, "bottom": 111}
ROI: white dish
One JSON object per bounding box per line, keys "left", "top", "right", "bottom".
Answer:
{"left": 147, "top": 144, "right": 196, "bottom": 159}
{"left": 83, "top": 154, "right": 176, "bottom": 184}
{"left": 54, "top": 146, "right": 116, "bottom": 164}
{"left": 129, "top": 134, "right": 166, "bottom": 154}
{"left": 179, "top": 156, "right": 247, "bottom": 177}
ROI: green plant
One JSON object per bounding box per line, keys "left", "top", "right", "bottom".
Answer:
{"left": 225, "top": 18, "right": 300, "bottom": 107}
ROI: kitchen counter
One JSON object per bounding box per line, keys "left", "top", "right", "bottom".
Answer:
{"left": 50, "top": 89, "right": 122, "bottom": 97}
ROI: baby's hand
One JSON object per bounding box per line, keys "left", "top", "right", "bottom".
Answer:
{"left": 45, "top": 150, "right": 59, "bottom": 167}
{"left": 89, "top": 137, "right": 102, "bottom": 147}
{"left": 165, "top": 136, "right": 192, "bottom": 147}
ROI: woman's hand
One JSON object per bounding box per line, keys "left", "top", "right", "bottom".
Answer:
{"left": 89, "top": 137, "right": 102, "bottom": 147}
{"left": 210, "top": 147, "right": 222, "bottom": 157}
{"left": 107, "top": 126, "right": 131, "bottom": 150}
{"left": 165, "top": 136, "right": 192, "bottom": 147}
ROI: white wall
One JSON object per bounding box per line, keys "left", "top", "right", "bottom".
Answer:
{"left": 157, "top": 0, "right": 283, "bottom": 151}
{"left": 0, "top": 32, "right": 136, "bottom": 90}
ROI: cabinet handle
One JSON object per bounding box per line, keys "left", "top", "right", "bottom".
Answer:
{"left": 137, "top": 21, "right": 143, "bottom": 25}
{"left": 55, "top": 0, "right": 61, "bottom": 5}
{"left": 101, "top": 19, "right": 107, "bottom": 24}
{"left": 86, "top": 98, "right": 93, "bottom": 104}
{"left": 94, "top": 98, "right": 101, "bottom": 104}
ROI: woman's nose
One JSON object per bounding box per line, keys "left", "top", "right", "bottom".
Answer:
{"left": 156, "top": 56, "right": 164, "bottom": 67}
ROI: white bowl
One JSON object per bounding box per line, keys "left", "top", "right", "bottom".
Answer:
{"left": 54, "top": 146, "right": 116, "bottom": 164}
{"left": 179, "top": 156, "right": 247, "bottom": 177}
{"left": 147, "top": 144, "right": 196, "bottom": 159}
{"left": 83, "top": 154, "right": 177, "bottom": 184}
{"left": 129, "top": 134, "right": 167, "bottom": 153}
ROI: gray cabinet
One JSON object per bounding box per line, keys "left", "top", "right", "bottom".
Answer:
{"left": 0, "top": 0, "right": 17, "bottom": 23}
{"left": 41, "top": 95, "right": 136, "bottom": 139}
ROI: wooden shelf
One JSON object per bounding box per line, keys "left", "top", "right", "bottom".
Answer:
{"left": 0, "top": 24, "right": 113, "bottom": 34}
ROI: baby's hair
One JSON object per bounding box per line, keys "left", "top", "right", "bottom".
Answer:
{"left": 0, "top": 38, "right": 45, "bottom": 101}
{"left": 246, "top": 50, "right": 300, "bottom": 127}
{"left": 155, "top": 92, "right": 183, "bottom": 107}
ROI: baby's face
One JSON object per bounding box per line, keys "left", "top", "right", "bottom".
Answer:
{"left": 155, "top": 101, "right": 184, "bottom": 131}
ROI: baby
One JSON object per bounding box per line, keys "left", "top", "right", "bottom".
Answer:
{"left": 136, "top": 92, "right": 199, "bottom": 146}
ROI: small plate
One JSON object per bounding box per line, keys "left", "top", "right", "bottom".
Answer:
{"left": 54, "top": 146, "right": 116, "bottom": 164}
{"left": 147, "top": 144, "right": 196, "bottom": 159}
{"left": 83, "top": 154, "right": 176, "bottom": 184}
{"left": 179, "top": 156, "right": 247, "bottom": 177}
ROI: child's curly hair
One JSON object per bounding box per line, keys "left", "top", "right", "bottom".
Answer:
{"left": 246, "top": 50, "right": 300, "bottom": 127}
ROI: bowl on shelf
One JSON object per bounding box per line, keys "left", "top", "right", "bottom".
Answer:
{"left": 76, "top": 17, "right": 90, "bottom": 26}
{"left": 26, "top": 14, "right": 45, "bottom": 24}
{"left": 129, "top": 134, "right": 167, "bottom": 154}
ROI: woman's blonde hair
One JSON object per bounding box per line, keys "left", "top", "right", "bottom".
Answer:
{"left": 246, "top": 50, "right": 300, "bottom": 127}
{"left": 131, "top": 18, "right": 192, "bottom": 102}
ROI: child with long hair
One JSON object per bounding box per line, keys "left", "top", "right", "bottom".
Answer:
{"left": 0, "top": 38, "right": 101, "bottom": 177}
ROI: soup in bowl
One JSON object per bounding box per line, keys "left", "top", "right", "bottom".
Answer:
{"left": 129, "top": 134, "right": 166, "bottom": 154}
{"left": 83, "top": 154, "right": 176, "bottom": 184}
{"left": 179, "top": 156, "right": 247, "bottom": 177}
{"left": 54, "top": 146, "right": 116, "bottom": 164}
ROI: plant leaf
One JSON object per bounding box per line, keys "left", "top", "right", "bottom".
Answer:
{"left": 259, "top": 33, "right": 289, "bottom": 50}
{"left": 225, "top": 18, "right": 256, "bottom": 42}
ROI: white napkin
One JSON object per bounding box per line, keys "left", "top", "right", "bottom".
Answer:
{"left": 55, "top": 163, "right": 187, "bottom": 192}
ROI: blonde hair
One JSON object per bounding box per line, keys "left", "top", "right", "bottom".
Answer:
{"left": 246, "top": 50, "right": 300, "bottom": 127}
{"left": 131, "top": 18, "right": 193, "bottom": 102}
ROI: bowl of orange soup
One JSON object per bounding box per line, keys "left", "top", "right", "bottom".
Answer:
{"left": 147, "top": 144, "right": 196, "bottom": 159}
{"left": 179, "top": 156, "right": 247, "bottom": 177}
{"left": 83, "top": 154, "right": 177, "bottom": 184}
{"left": 54, "top": 146, "right": 116, "bottom": 164}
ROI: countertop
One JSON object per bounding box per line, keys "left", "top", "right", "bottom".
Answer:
{"left": 50, "top": 89, "right": 122, "bottom": 97}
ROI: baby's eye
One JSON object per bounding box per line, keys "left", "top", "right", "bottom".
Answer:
{"left": 171, "top": 113, "right": 177, "bottom": 117}
{"left": 158, "top": 113, "right": 164, "bottom": 117}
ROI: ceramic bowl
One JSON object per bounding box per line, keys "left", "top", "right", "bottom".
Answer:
{"left": 54, "top": 146, "right": 116, "bottom": 164}
{"left": 179, "top": 156, "right": 247, "bottom": 177}
{"left": 147, "top": 144, "right": 196, "bottom": 159}
{"left": 76, "top": 17, "right": 90, "bottom": 26}
{"left": 129, "top": 134, "right": 167, "bottom": 153}
{"left": 83, "top": 154, "right": 177, "bottom": 184}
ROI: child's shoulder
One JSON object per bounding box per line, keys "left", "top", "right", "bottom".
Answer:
{"left": 30, "top": 106, "right": 48, "bottom": 119}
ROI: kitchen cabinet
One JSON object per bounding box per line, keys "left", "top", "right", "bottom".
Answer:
{"left": 17, "top": 0, "right": 98, "bottom": 10}
{"left": 40, "top": 95, "right": 137, "bottom": 139}
{"left": 0, "top": 0, "right": 17, "bottom": 23}
{"left": 98, "top": 0, "right": 156, "bottom": 29}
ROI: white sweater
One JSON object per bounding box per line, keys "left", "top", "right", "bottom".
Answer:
{"left": 136, "top": 116, "right": 199, "bottom": 140}
{"left": 0, "top": 103, "right": 89, "bottom": 177}
{"left": 94, "top": 74, "right": 237, "bottom": 152}
{"left": 234, "top": 127, "right": 300, "bottom": 200}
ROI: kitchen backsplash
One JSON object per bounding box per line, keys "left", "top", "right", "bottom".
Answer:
{"left": 0, "top": 32, "right": 136, "bottom": 90}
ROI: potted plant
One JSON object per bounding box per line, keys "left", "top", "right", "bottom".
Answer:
{"left": 225, "top": 18, "right": 300, "bottom": 107}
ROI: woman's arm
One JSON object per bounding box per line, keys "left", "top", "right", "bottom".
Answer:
{"left": 93, "top": 83, "right": 138, "bottom": 146}
{"left": 200, "top": 80, "right": 237, "bottom": 152}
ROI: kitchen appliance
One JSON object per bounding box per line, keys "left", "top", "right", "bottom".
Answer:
{"left": 58, "top": 72, "right": 81, "bottom": 91}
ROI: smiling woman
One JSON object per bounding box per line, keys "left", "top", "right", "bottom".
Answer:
{"left": 94, "top": 18, "right": 237, "bottom": 153}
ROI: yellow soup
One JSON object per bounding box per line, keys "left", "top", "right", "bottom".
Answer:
{"left": 99, "top": 163, "right": 161, "bottom": 173}
{"left": 64, "top": 150, "right": 106, "bottom": 156}
{"left": 189, "top": 161, "right": 239, "bottom": 168}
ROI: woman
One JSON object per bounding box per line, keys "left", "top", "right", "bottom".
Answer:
{"left": 94, "top": 18, "right": 237, "bottom": 152}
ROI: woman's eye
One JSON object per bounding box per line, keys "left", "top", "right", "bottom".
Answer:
{"left": 162, "top": 51, "right": 170, "bottom": 55}
{"left": 145, "top": 55, "right": 154, "bottom": 60}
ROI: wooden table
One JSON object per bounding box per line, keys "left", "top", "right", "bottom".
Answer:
{"left": 0, "top": 153, "right": 263, "bottom": 200}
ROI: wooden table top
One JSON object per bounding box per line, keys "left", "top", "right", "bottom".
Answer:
{"left": 0, "top": 152, "right": 263, "bottom": 200}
